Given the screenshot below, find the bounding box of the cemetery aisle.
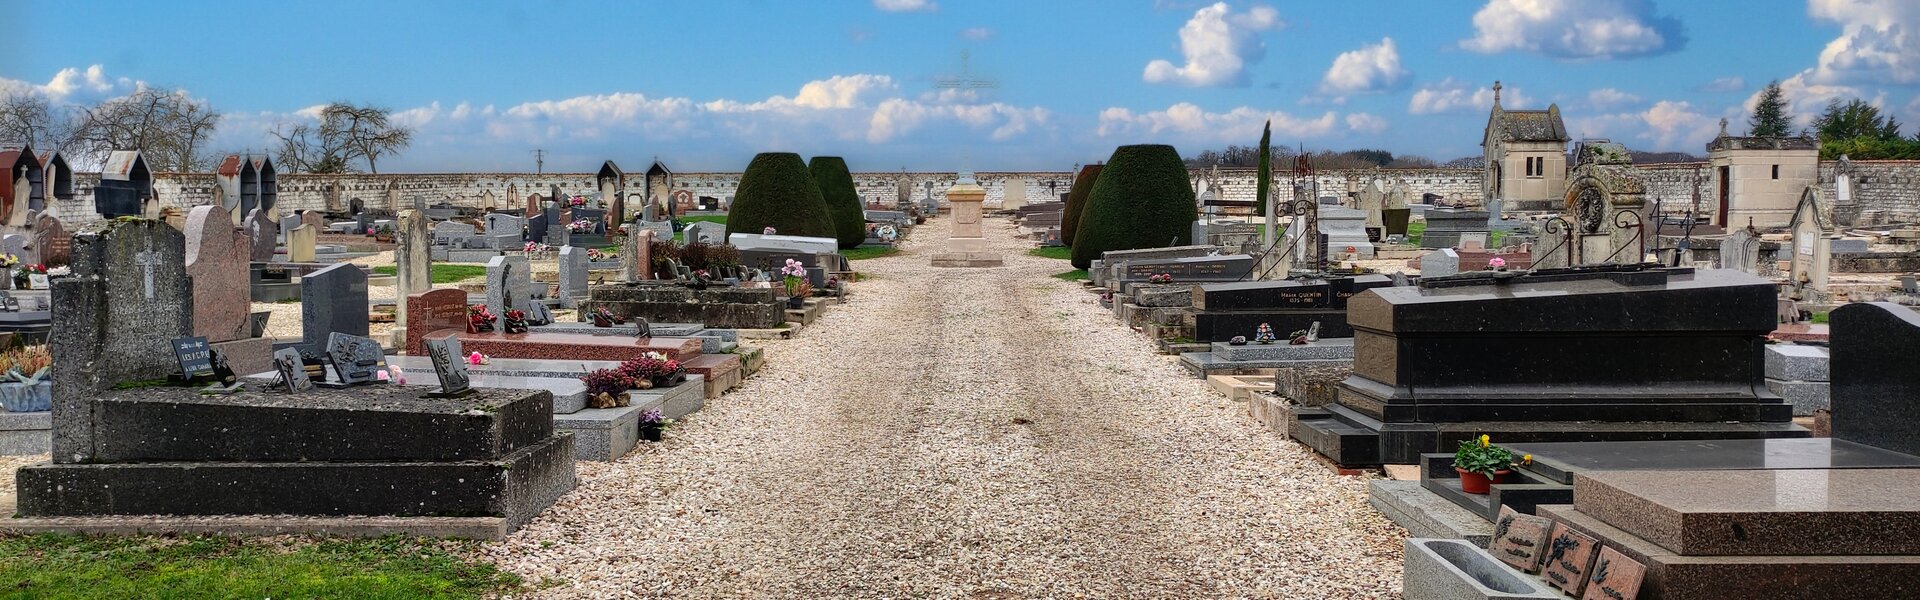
[487,218,1404,598]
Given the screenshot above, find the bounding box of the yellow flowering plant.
[1453,434,1514,475]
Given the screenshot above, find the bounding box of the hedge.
[1060,163,1103,248]
[1070,145,1196,270]
[725,152,836,239]
[808,156,868,249]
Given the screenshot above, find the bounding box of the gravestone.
[404,288,470,355]
[33,213,69,267]
[246,208,277,262]
[354,213,375,234]
[299,210,325,232]
[1489,505,1553,573]
[526,213,548,244]
[271,347,312,392]
[171,336,213,379]
[485,255,532,319]
[391,209,431,346]
[558,246,589,308]
[50,220,193,462]
[1419,249,1461,277]
[1319,206,1375,258]
[1532,166,1649,268]
[424,335,472,396]
[323,332,387,386]
[1831,302,1920,455]
[1356,180,1386,228]
[1421,209,1493,250]
[183,206,251,342]
[300,262,370,355]
[543,203,569,246]
[683,221,724,245]
[286,223,317,262]
[2,234,32,265]
[1787,186,1830,301]
[484,213,523,248]
[573,207,606,231]
[624,229,654,282]
[1721,228,1761,274]
[433,221,477,247]
[527,301,554,326]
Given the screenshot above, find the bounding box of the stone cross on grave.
[134,240,161,299]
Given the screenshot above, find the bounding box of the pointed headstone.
[624,229,655,282]
[484,255,532,319]
[246,208,277,262]
[184,206,251,342]
[33,212,70,267]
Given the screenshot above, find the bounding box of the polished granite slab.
[1574,468,1920,556]
[1506,438,1920,485]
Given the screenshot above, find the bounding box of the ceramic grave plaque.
[324,332,388,386]
[1543,522,1601,597]
[171,336,214,379]
[1580,546,1646,600]
[272,348,312,392]
[633,316,651,338]
[423,335,472,396]
[1490,505,1554,573]
[527,301,554,326]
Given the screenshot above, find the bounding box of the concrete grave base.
[1401,538,1559,599]
[554,404,642,461]
[0,411,49,455]
[1371,481,1496,546]
[930,251,1004,267]
[0,496,516,540]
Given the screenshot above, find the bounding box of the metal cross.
[934,50,1000,91]
[133,240,161,300]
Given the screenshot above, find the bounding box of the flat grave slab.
[554,404,642,461]
[1574,468,1920,556]
[1506,438,1920,486]
[1210,338,1355,362]
[436,330,702,362]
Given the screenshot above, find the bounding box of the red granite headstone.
[405,288,470,355]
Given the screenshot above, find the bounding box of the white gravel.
[482,217,1406,598]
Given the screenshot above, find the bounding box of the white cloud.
[1318,37,1409,100]
[1,64,142,105]
[1345,113,1389,133]
[1808,0,1920,84]
[1696,76,1746,93]
[960,27,993,41]
[1407,78,1530,115]
[1750,72,1863,130]
[1568,100,1731,152]
[1587,88,1642,110]
[1461,0,1686,59]
[873,0,935,12]
[1143,2,1284,87]
[1096,103,1342,144]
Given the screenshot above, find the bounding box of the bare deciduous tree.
[0,92,66,148]
[273,102,412,173]
[64,87,221,171]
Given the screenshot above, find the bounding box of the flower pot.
[640,424,663,442]
[0,381,45,412]
[592,313,613,327]
[504,319,528,334]
[1456,468,1513,495]
[787,296,805,309]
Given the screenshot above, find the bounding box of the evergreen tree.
[807,156,868,249]
[1748,80,1792,137]
[1069,145,1197,270]
[1255,120,1271,217]
[1812,98,1903,142]
[725,152,836,239]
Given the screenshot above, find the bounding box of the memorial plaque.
[34,213,70,267]
[1489,505,1554,573]
[324,332,388,386]
[1543,522,1601,597]
[527,301,554,326]
[1580,546,1646,600]
[423,335,472,396]
[272,348,312,392]
[171,336,214,379]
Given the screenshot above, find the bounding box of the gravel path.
[485,217,1406,599]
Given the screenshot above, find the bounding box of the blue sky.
[3,0,1914,172]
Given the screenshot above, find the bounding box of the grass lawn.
[1052,270,1089,281]
[1404,220,1426,247]
[843,246,900,260]
[1027,247,1072,260]
[0,535,522,599]
[371,264,488,284]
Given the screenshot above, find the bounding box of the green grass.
[371,264,488,284]
[1027,246,1072,260]
[0,534,522,599]
[1811,311,1830,324]
[842,246,900,261]
[1404,220,1426,247]
[1052,269,1089,281]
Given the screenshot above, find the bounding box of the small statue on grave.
[467,304,497,333]
[503,309,529,334]
[1254,323,1277,345]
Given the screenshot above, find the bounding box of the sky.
[0,0,1913,172]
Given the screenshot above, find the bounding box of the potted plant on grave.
[1253,323,1277,345]
[619,352,685,389]
[566,219,595,234]
[0,254,18,290]
[569,195,588,208]
[14,264,45,290]
[503,309,529,334]
[1453,434,1515,494]
[374,224,395,243]
[639,408,672,442]
[580,367,635,409]
[467,304,497,333]
[779,259,807,309]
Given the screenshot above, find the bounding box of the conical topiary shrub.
[1070,145,1196,270]
[1060,163,1103,248]
[725,152,836,240]
[808,156,868,249]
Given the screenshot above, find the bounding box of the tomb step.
[1574,469,1920,556]
[554,405,641,461]
[80,385,553,463]
[16,433,577,534]
[1367,480,1494,547]
[1210,338,1354,362]
[1178,351,1351,378]
[443,330,703,362]
[1537,504,1920,600]
[628,375,706,420]
[1287,409,1382,467]
[1503,438,1920,487]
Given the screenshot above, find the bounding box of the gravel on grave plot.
[0,453,45,497]
[481,217,1406,599]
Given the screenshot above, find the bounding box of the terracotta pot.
[1456,468,1513,494]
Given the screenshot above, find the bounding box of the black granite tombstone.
[1289,265,1806,465]
[299,263,369,355]
[1831,302,1920,456]
[1188,275,1393,341]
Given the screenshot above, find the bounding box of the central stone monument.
[1288,264,1807,466]
[931,171,1003,268]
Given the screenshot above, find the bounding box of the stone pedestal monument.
[931,172,1002,268]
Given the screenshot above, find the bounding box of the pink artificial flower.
[1489,257,1507,268]
[763,227,777,235]
[468,351,489,365]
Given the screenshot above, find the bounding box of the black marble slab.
[1507,438,1920,486]
[1193,275,1393,311]
[1832,302,1920,456]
